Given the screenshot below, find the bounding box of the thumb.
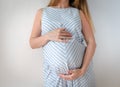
[68,70,73,74]
[60,28,65,31]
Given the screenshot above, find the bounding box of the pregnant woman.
[29,0,96,87]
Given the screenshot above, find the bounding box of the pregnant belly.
[42,38,86,74]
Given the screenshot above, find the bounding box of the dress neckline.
[48,6,72,10]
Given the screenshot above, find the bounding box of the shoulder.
[36,8,44,15]
[78,10,87,21]
[72,7,85,16]
[36,7,49,15]
[79,10,85,17]
[34,8,45,20]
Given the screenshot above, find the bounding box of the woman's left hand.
[59,68,87,80]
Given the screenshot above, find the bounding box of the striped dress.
[41,6,96,87]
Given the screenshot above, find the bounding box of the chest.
[41,8,82,35]
[44,9,81,25]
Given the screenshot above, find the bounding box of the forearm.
[81,41,96,70]
[29,34,49,49]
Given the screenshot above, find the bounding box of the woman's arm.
[59,10,97,81]
[29,8,50,49]
[80,10,97,71]
[29,8,73,49]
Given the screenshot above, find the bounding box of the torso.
[41,6,87,74]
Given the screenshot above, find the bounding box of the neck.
[57,0,69,8]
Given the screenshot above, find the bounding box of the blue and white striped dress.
[41,6,96,87]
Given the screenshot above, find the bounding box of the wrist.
[43,34,50,41]
[81,66,87,72]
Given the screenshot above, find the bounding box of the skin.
[29,0,96,81]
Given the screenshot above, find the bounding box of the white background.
[0,0,120,87]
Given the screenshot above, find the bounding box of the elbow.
[29,42,35,49]
[91,40,96,49]
[29,38,43,49]
[30,44,36,49]
[94,42,97,49]
[93,40,97,49]
[29,39,36,49]
[88,39,97,49]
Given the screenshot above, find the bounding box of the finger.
[57,28,65,33]
[59,74,72,80]
[67,70,72,74]
[58,39,64,42]
[61,31,72,35]
[59,36,72,39]
[60,33,72,36]
[58,38,68,43]
[58,36,72,43]
[60,30,69,33]
[60,32,72,35]
[59,28,65,32]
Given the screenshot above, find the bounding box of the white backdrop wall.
[0,0,120,87]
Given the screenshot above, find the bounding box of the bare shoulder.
[37,8,44,13]
[34,8,44,20]
[79,10,85,18]
[35,8,43,20]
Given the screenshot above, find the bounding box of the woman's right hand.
[45,28,72,43]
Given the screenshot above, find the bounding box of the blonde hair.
[48,0,95,32]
